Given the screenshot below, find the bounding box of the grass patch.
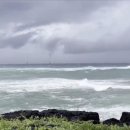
[0,117,129,130]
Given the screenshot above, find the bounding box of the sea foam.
[0,65,130,72]
[0,78,129,93]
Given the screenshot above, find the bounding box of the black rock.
[103,118,120,125]
[2,110,39,120]
[2,109,100,123]
[120,112,130,123]
[120,112,130,125]
[78,112,100,124]
[39,109,100,123]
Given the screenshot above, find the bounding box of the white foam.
[0,78,130,93]
[0,65,130,72]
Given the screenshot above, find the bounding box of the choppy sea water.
[0,63,130,120]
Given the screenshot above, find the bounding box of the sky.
[0,0,130,64]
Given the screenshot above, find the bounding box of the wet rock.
[103,118,120,125]
[78,112,100,124]
[2,110,39,120]
[120,112,130,125]
[39,109,100,123]
[2,109,100,123]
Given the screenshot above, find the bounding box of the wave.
[0,66,130,72]
[0,78,130,93]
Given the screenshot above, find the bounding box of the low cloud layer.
[0,0,130,63]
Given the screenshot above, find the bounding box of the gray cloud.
[0,0,113,26]
[0,0,130,63]
[0,33,32,48]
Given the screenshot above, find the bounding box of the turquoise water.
[0,63,130,120]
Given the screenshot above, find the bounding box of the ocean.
[0,63,130,120]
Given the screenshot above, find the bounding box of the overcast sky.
[0,0,130,64]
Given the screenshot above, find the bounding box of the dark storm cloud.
[0,0,114,49]
[0,33,33,48]
[0,2,31,24]
[0,0,130,63]
[0,0,113,25]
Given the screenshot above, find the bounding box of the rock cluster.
[2,109,130,126]
[2,109,99,124]
[103,112,130,126]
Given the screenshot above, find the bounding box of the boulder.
[103,118,120,125]
[120,112,130,124]
[39,109,100,123]
[2,110,39,120]
[78,112,100,124]
[2,109,100,123]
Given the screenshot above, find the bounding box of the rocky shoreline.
[1,109,130,126]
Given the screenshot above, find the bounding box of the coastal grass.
[0,117,129,130]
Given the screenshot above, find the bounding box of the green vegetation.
[0,117,129,130]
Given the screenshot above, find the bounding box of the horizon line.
[0,63,130,65]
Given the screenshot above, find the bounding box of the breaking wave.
[0,66,130,72]
[0,78,130,93]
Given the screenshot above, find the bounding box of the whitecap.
[0,78,130,93]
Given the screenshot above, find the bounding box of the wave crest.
[0,66,130,72]
[0,78,130,93]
